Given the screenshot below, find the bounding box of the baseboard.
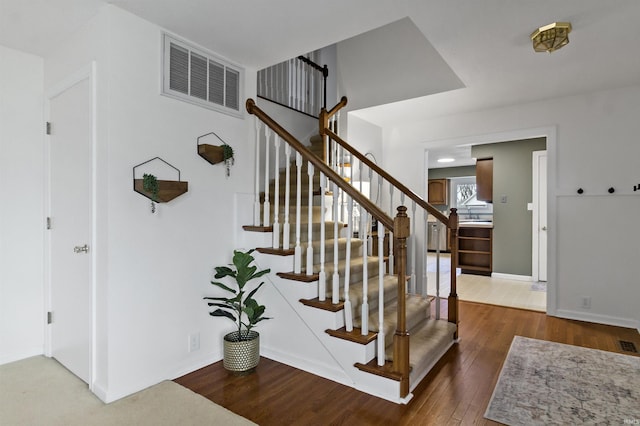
[491,272,532,281]
[0,348,44,366]
[91,381,109,402]
[555,309,639,330]
[261,345,353,388]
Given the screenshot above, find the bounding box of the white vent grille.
[163,34,244,117]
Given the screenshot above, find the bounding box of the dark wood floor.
[175,301,640,425]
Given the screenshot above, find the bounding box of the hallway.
[425,253,546,312]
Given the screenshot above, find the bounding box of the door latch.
[74,244,90,254]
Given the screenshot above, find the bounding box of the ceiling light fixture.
[437,158,455,163]
[531,22,572,53]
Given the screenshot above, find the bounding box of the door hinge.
[46,122,51,135]
[47,311,53,324]
[46,217,51,230]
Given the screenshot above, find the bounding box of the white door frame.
[44,62,97,390]
[422,126,557,315]
[532,150,547,282]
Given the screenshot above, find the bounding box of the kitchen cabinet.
[428,179,448,205]
[457,226,492,275]
[476,158,493,203]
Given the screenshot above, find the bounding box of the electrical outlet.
[581,296,591,309]
[189,332,200,352]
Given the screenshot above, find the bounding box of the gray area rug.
[485,336,640,425]
[0,356,256,426]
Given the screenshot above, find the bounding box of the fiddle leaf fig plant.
[204,249,271,341]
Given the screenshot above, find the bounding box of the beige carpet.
[0,356,256,426]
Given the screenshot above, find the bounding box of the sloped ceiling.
[336,18,463,112]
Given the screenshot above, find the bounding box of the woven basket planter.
[223,331,260,374]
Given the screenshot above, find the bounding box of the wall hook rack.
[132,157,188,208]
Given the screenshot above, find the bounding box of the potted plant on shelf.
[204,249,270,374]
[222,143,234,177]
[142,173,159,213]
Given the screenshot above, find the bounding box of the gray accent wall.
[472,138,546,276]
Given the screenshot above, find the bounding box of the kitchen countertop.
[458,221,493,228]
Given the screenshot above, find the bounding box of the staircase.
[241,98,459,403]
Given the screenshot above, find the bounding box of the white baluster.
[423,209,429,298]
[410,201,417,294]
[254,120,261,226]
[294,152,302,274]
[289,59,294,108]
[263,127,271,227]
[344,196,353,332]
[318,172,327,301]
[377,222,386,366]
[338,146,345,223]
[388,187,395,274]
[332,181,340,304]
[272,135,281,248]
[360,205,369,335]
[306,162,314,275]
[283,144,291,250]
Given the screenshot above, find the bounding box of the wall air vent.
[162,33,243,118]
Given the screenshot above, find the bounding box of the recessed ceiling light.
[437,157,455,163]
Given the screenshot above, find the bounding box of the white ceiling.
[2,0,640,132]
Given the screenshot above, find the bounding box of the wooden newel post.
[393,205,410,398]
[318,108,329,163]
[448,208,459,340]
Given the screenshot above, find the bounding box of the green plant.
[222,144,234,177]
[204,249,271,341]
[142,173,159,201]
[142,173,159,213]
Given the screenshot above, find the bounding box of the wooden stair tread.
[300,298,344,312]
[326,326,377,345]
[243,225,273,232]
[354,359,403,381]
[277,271,319,282]
[256,247,295,256]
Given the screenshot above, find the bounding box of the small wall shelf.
[133,179,188,202]
[196,131,233,167]
[197,144,225,165]
[132,157,188,204]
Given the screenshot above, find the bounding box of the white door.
[532,151,547,282]
[48,75,93,383]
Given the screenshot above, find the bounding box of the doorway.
[424,128,556,313]
[45,64,96,385]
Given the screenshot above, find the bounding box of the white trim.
[555,309,639,331]
[422,125,557,315]
[491,272,532,282]
[44,62,98,393]
[531,150,547,283]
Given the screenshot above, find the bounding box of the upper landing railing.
[257,51,328,118]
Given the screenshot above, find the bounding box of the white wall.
[0,46,45,364]
[383,84,640,330]
[42,5,258,402]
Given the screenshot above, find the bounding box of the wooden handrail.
[246,98,395,232]
[319,97,348,136]
[324,128,452,228]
